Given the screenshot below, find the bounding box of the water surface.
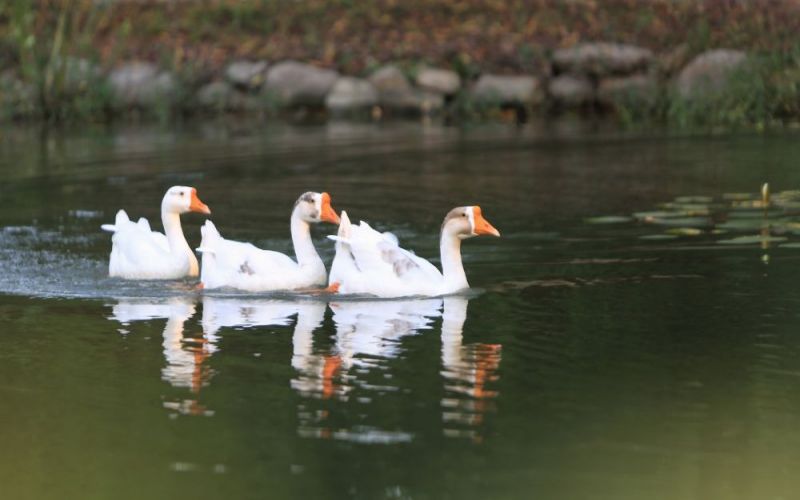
[2,122,800,499]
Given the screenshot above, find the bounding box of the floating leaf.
[585,216,632,224]
[731,200,769,209]
[675,195,713,204]
[717,235,787,245]
[666,227,702,236]
[659,202,711,214]
[717,219,772,231]
[639,234,679,240]
[773,200,800,212]
[651,216,712,228]
[633,210,684,221]
[723,193,755,201]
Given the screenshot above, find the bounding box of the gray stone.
[415,67,461,95]
[553,42,653,77]
[196,81,265,112]
[676,49,747,99]
[325,77,378,113]
[224,60,268,90]
[417,89,445,114]
[197,81,234,109]
[548,75,594,106]
[263,61,339,107]
[471,74,542,106]
[109,61,176,108]
[597,74,658,106]
[368,65,419,109]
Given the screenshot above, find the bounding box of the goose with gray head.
[328,206,500,298]
[197,191,340,291]
[101,186,211,280]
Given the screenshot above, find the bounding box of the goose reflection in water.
[109,298,215,416]
[294,298,442,442]
[440,297,502,443]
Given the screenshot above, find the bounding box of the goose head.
[294,191,340,225]
[442,206,500,239]
[162,186,211,215]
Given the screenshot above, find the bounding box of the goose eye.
[179,191,184,197]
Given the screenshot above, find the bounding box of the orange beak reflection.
[472,206,500,237]
[189,188,211,215]
[320,192,340,225]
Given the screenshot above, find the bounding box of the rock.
[553,42,653,77]
[417,90,445,114]
[196,81,234,109]
[368,65,419,109]
[224,60,268,90]
[415,67,461,95]
[597,74,658,107]
[109,61,176,108]
[658,43,691,78]
[325,77,378,113]
[471,74,542,106]
[263,61,338,107]
[197,81,264,112]
[548,75,594,106]
[676,49,747,99]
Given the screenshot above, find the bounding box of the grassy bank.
[1,0,800,128]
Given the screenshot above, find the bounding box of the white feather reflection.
[201,296,329,395]
[109,297,215,416]
[201,297,312,335]
[294,298,442,443]
[331,298,442,371]
[440,296,502,442]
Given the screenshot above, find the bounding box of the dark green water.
[2,121,800,500]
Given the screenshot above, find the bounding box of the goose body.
[198,192,340,292]
[101,186,210,280]
[328,206,499,298]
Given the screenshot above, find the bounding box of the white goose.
[197,191,340,291]
[101,186,211,280]
[328,206,500,298]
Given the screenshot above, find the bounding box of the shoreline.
[2,1,799,128]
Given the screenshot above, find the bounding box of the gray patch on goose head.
[441,207,470,232]
[294,191,320,220]
[294,192,316,207]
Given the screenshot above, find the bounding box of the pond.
[2,120,800,499]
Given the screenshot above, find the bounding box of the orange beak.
[472,206,500,236]
[189,188,211,215]
[320,192,340,225]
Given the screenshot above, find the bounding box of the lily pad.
[632,211,684,220]
[723,192,755,201]
[717,235,788,245]
[666,228,703,236]
[651,216,712,228]
[675,195,713,204]
[639,234,679,241]
[717,219,772,231]
[585,216,632,224]
[727,209,779,219]
[659,202,711,214]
